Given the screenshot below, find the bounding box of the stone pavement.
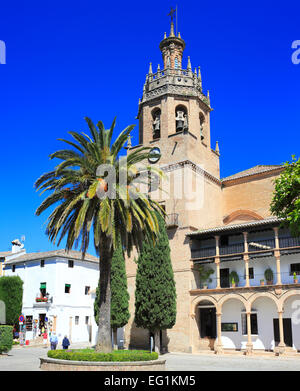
[1,346,300,371]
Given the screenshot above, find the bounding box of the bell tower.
[135,20,220,180]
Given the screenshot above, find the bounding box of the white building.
[3,247,102,346]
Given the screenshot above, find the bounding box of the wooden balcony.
[191,236,300,260]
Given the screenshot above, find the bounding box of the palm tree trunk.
[95,233,113,353]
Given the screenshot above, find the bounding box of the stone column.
[273,227,282,285]
[276,311,286,355]
[214,311,223,354]
[243,232,250,287]
[245,311,253,355]
[215,236,220,289]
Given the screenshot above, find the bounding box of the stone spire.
[198,66,202,89]
[148,62,153,75]
[207,90,210,105]
[169,21,175,37]
[187,56,192,70]
[215,141,220,155]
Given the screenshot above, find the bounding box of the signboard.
[19,315,24,323]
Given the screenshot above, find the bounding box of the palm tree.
[35,117,164,352]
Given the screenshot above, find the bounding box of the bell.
[176,120,184,131]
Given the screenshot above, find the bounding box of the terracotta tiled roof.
[4,249,98,265]
[222,165,283,182]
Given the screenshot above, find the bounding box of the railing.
[191,247,216,259]
[191,236,300,260]
[219,243,244,255]
[149,68,193,81]
[191,271,300,291]
[279,236,300,248]
[248,239,275,252]
[166,213,179,228]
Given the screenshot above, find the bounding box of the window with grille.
[241,313,258,335]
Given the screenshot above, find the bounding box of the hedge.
[47,349,159,362]
[0,276,23,325]
[0,325,13,354]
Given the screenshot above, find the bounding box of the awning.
[40,283,46,289]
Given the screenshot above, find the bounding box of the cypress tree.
[134,212,176,353]
[94,243,130,349]
[0,276,23,326]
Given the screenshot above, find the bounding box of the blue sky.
[0,0,299,255]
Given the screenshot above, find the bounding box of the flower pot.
[260,281,265,286]
[294,279,298,284]
[267,280,273,285]
[231,283,236,288]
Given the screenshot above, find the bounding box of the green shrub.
[0,276,23,325]
[229,271,239,285]
[0,325,13,354]
[264,268,274,282]
[47,349,159,362]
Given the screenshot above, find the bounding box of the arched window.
[174,57,179,69]
[152,108,161,140]
[199,113,205,140]
[166,56,171,68]
[175,105,188,132]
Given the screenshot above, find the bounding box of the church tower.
[135,19,220,180]
[131,18,223,231]
[125,16,224,353]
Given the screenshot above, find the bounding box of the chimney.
[11,239,23,254]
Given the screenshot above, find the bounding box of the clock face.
[148,147,161,164]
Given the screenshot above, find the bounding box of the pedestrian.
[62,335,70,350]
[42,330,48,347]
[50,332,58,350]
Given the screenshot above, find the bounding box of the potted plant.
[229,271,239,288]
[194,265,214,289]
[260,279,265,286]
[264,268,274,285]
[294,272,298,284]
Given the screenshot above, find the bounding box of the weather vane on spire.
[167,6,178,35]
[168,7,176,22]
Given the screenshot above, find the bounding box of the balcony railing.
[248,239,275,252]
[219,243,244,255]
[279,236,300,248]
[191,247,216,259]
[166,213,179,228]
[191,236,300,260]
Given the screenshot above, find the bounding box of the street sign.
[19,315,24,322]
[45,317,48,322]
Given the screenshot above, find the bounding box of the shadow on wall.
[128,322,171,353]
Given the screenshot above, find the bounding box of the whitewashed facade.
[3,249,105,346]
[190,220,300,354]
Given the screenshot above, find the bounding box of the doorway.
[273,318,293,347]
[220,268,230,288]
[39,314,46,336]
[200,307,216,338]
